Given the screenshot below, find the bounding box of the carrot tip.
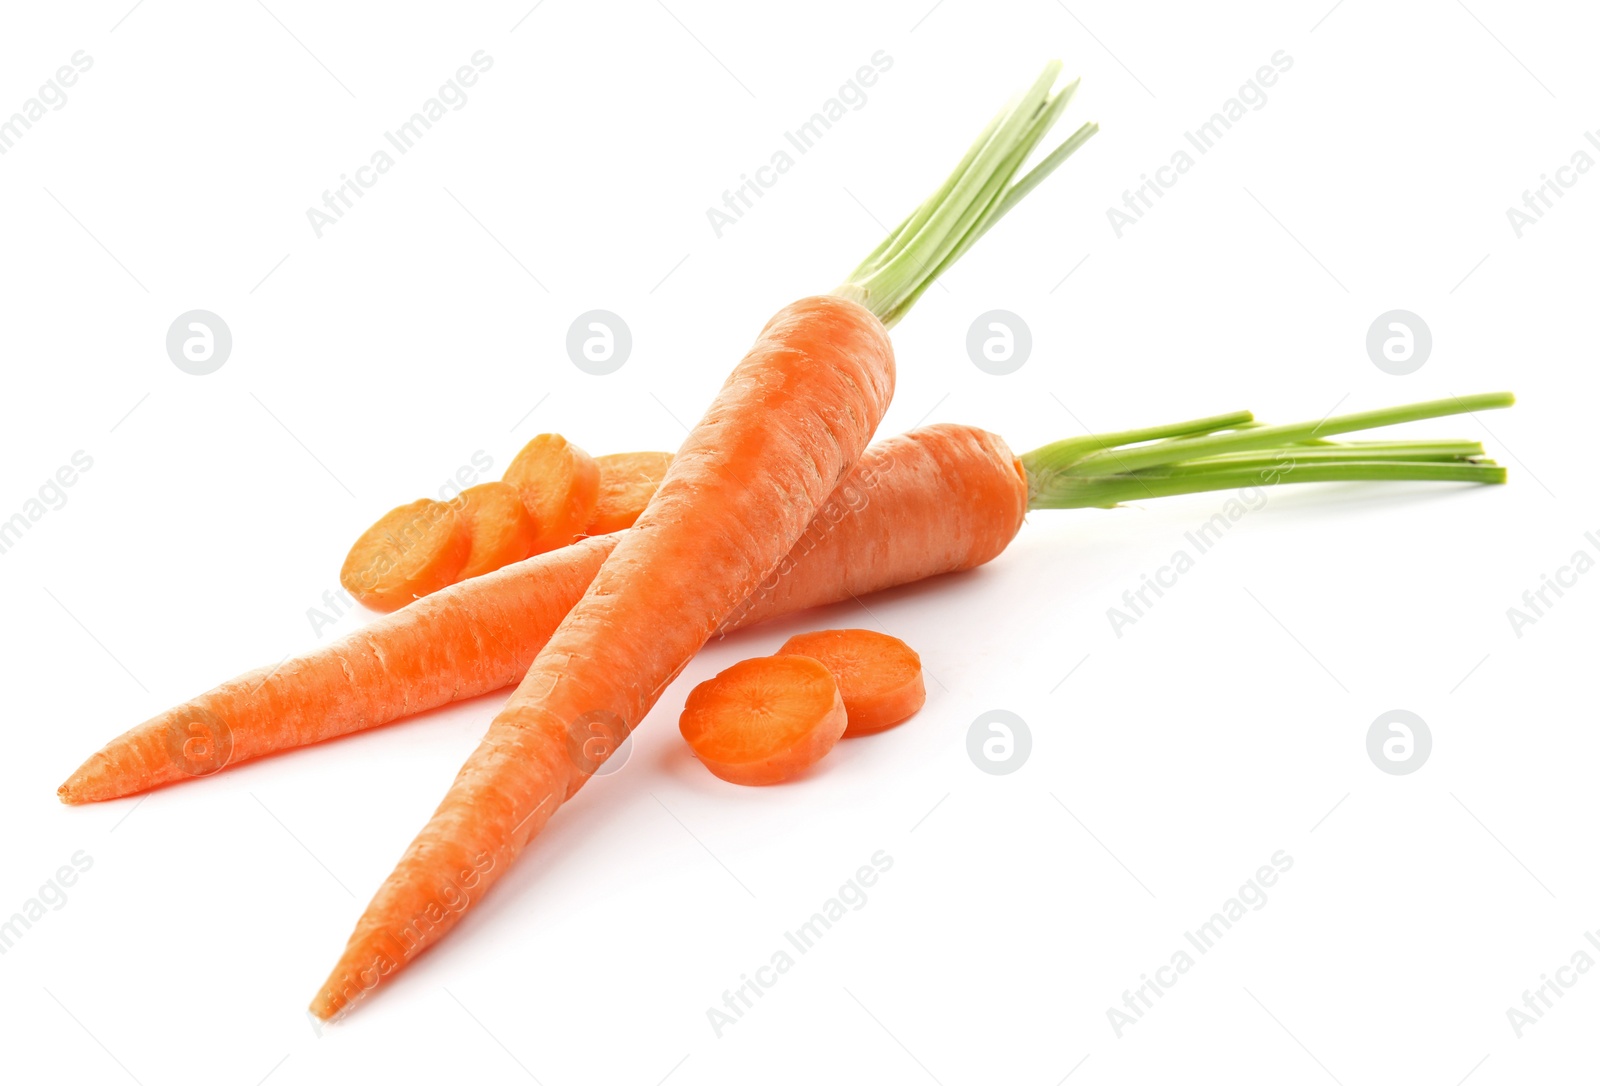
[56,771,96,804]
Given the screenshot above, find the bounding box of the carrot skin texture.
[720,423,1027,633]
[311,296,897,1019]
[58,424,1026,805]
[59,536,617,804]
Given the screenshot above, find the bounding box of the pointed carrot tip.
[309,987,354,1024]
[56,764,106,804]
[54,751,129,805]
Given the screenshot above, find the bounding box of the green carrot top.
[1022,392,1516,508]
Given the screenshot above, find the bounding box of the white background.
[1,1,1595,1082]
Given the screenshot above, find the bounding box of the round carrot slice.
[778,629,925,737]
[587,451,673,535]
[339,498,472,612]
[455,481,540,581]
[503,434,601,553]
[679,655,847,786]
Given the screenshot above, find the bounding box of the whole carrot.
[61,395,1510,805]
[310,63,1098,1019]
[58,424,1026,804]
[311,398,1511,1017]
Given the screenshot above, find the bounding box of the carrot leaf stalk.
[833,61,1097,327]
[1022,392,1515,509]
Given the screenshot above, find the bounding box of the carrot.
[455,481,539,581]
[59,425,1023,804]
[503,434,599,553]
[61,535,618,805]
[679,655,847,784]
[339,498,472,613]
[312,294,895,1018]
[587,451,673,535]
[61,394,1511,805]
[310,63,1099,1020]
[778,629,925,737]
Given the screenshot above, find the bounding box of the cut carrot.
[587,451,673,535]
[311,292,895,1020]
[41,55,1523,1033]
[679,655,847,785]
[502,434,600,553]
[59,424,1026,804]
[339,498,471,613]
[778,629,925,737]
[455,481,539,581]
[63,396,1511,806]
[309,58,1100,1018]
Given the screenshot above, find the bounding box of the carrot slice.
[339,498,471,612]
[502,434,600,553]
[455,481,539,581]
[778,629,925,737]
[679,655,847,785]
[587,451,673,534]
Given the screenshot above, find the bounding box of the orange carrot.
[503,434,599,553]
[61,393,1510,806]
[59,424,1025,805]
[455,481,539,581]
[587,451,673,535]
[311,61,1099,1018]
[311,293,894,1018]
[339,498,471,613]
[778,629,925,737]
[679,655,847,785]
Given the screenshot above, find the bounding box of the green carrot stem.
[1022,410,1254,476]
[1032,461,1508,509]
[1021,393,1514,509]
[991,119,1100,225]
[1184,441,1487,467]
[834,62,1096,326]
[1064,392,1514,477]
[878,119,1098,327]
